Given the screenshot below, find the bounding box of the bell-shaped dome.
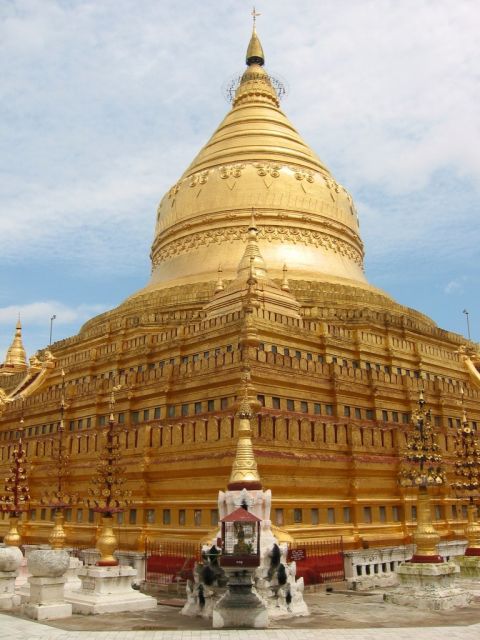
[146,27,372,295]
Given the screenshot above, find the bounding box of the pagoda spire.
[246,8,264,66]
[237,215,268,280]
[214,265,225,293]
[3,317,27,372]
[234,16,278,108]
[228,380,262,491]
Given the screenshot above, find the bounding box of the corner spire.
[281,264,290,292]
[237,218,267,279]
[214,265,225,293]
[3,317,28,372]
[228,378,262,491]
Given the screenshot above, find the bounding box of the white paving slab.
[1,616,480,640]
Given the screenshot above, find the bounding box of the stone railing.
[344,540,467,590]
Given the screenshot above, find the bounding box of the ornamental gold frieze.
[152,223,363,267]
[151,207,363,261]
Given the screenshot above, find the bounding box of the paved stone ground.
[2,590,480,640]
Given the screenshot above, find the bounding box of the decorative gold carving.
[323,176,340,192]
[342,186,358,217]
[413,486,440,556]
[0,388,8,413]
[4,515,21,547]
[220,164,245,179]
[156,162,356,222]
[189,170,209,187]
[459,348,480,389]
[254,163,281,178]
[0,351,55,418]
[168,183,179,199]
[152,225,363,266]
[49,511,67,549]
[290,167,314,183]
[96,515,118,565]
[465,504,480,549]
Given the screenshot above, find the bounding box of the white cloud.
[0,300,108,362]
[0,301,106,326]
[0,0,479,337]
[444,279,465,295]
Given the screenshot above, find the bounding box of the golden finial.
[281,264,290,292]
[252,6,261,29]
[215,265,225,293]
[246,9,265,66]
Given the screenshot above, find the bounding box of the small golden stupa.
[1,319,28,374]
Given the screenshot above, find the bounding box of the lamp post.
[463,309,471,340]
[49,314,57,347]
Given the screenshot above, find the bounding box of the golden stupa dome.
[144,27,378,296]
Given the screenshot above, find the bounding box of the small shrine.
[220,507,261,567]
[213,507,266,628]
[182,372,308,627]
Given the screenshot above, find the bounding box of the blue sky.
[1,0,479,359]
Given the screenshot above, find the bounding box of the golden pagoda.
[1,21,480,551]
[1,319,28,375]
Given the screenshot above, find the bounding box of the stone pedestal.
[64,556,83,591]
[20,555,83,601]
[385,561,472,610]
[115,551,145,586]
[212,568,268,629]
[23,548,72,620]
[457,555,480,580]
[67,565,157,614]
[0,546,23,610]
[0,569,21,610]
[24,575,72,620]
